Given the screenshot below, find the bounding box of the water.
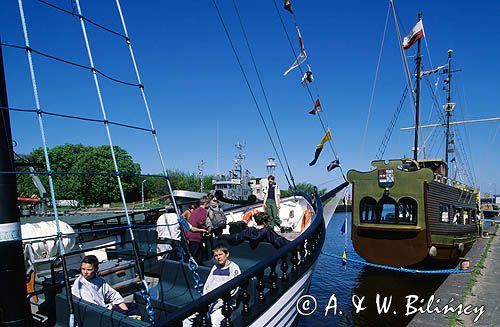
[298,213,447,327]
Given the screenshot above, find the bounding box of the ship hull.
[348,159,479,267]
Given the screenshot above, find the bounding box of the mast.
[445,49,453,178]
[413,13,422,161]
[0,42,30,326]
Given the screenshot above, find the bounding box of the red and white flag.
[308,99,322,115]
[284,26,307,76]
[403,20,425,50]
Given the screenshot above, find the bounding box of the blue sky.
[1,0,499,195]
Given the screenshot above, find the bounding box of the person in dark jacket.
[218,212,289,249]
[185,196,209,262]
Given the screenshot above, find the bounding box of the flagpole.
[413,13,422,161]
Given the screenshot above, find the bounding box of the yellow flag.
[317,129,332,150]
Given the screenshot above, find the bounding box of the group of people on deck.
[156,175,285,262]
[71,175,286,325]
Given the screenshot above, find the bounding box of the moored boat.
[0,1,348,326]
[347,7,482,268]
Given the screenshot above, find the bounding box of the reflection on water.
[298,213,447,327]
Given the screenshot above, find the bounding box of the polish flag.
[403,20,425,50]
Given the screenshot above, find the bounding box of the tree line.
[16,144,214,206]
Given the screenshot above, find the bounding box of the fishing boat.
[347,9,481,267]
[0,1,347,326]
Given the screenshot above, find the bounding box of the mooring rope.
[321,250,471,275]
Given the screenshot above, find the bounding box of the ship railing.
[157,192,325,326]
[72,208,161,243]
[433,173,477,192]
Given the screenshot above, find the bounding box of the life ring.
[300,209,312,232]
[242,208,261,225]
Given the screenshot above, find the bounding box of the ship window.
[463,209,470,224]
[398,197,417,225]
[378,198,396,223]
[360,197,377,222]
[439,203,450,223]
[452,207,462,224]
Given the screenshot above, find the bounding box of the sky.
[1,0,499,196]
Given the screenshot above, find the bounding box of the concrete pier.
[409,223,498,327]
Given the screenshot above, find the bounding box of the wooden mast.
[413,13,422,161]
[445,49,453,178]
[0,41,30,326]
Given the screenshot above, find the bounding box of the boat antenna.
[0,40,30,326]
[413,13,422,161]
[444,49,454,177]
[198,160,205,193]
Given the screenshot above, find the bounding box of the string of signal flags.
[282,0,339,172]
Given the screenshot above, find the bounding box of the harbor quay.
[409,222,499,327]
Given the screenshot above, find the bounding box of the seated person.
[184,245,241,326]
[219,212,289,249]
[72,255,138,316]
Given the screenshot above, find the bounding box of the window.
[463,209,470,224]
[452,207,462,224]
[398,197,417,225]
[470,210,476,224]
[360,197,377,222]
[378,197,396,224]
[439,203,450,223]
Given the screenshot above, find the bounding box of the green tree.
[16,144,141,205]
[281,182,326,197]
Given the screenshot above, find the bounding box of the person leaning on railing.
[218,212,289,249]
[183,245,241,326]
[71,255,140,317]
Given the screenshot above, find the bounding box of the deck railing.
[157,192,325,326]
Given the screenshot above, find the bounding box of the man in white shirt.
[156,210,207,261]
[71,255,128,311]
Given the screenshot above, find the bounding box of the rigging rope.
[375,86,409,159]
[0,43,139,87]
[271,0,346,181]
[210,0,294,190]
[16,0,75,325]
[114,0,201,301]
[230,0,297,190]
[0,104,152,132]
[363,3,391,154]
[38,0,128,39]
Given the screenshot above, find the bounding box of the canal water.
[298,212,447,327]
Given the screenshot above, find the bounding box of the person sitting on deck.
[71,255,138,316]
[157,208,207,261]
[183,245,241,327]
[219,212,289,249]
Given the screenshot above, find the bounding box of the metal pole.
[141,179,146,208]
[0,41,30,326]
[413,13,422,161]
